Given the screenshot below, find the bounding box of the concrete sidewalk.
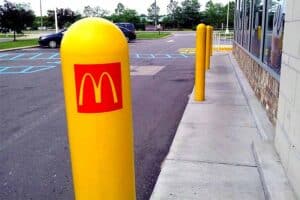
[150,53,296,199]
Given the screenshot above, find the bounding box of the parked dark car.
[115,22,135,32]
[38,30,65,48]
[117,26,136,41]
[116,23,136,41]
[38,23,135,48]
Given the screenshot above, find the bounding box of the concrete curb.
[252,140,297,200]
[0,45,39,52]
[228,53,275,141]
[228,52,297,200]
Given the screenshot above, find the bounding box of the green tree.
[167,0,179,27]
[202,0,234,29]
[173,7,184,28]
[109,4,140,26]
[83,5,109,17]
[227,1,235,28]
[111,8,140,24]
[0,0,35,40]
[147,2,160,24]
[167,0,179,17]
[180,0,201,28]
[32,16,48,30]
[115,3,125,15]
[203,1,223,27]
[47,8,81,29]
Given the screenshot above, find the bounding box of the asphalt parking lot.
[0,50,192,75]
[0,32,195,200]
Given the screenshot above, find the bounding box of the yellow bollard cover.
[194,23,206,101]
[60,17,136,200]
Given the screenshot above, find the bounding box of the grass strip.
[136,32,171,39]
[0,39,38,50]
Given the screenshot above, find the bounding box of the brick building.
[233,0,300,197]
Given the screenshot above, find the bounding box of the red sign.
[74,63,123,113]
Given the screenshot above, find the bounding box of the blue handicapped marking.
[47,61,61,64]
[0,66,57,74]
[0,52,192,75]
[0,52,60,61]
[0,52,192,61]
[47,53,60,59]
[29,53,43,59]
[9,53,26,60]
[134,54,155,58]
[131,53,192,59]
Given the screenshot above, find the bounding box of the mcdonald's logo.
[74,63,123,113]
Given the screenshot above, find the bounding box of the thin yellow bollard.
[210,26,213,56]
[205,26,212,70]
[194,23,206,102]
[60,17,136,200]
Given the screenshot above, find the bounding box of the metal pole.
[40,0,43,28]
[54,7,58,33]
[205,26,212,70]
[225,0,230,34]
[218,32,221,51]
[154,0,157,29]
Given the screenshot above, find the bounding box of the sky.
[0,0,229,16]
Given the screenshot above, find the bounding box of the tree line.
[0,0,234,39]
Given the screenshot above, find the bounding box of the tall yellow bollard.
[60,17,136,200]
[194,24,206,101]
[205,26,212,70]
[210,26,213,56]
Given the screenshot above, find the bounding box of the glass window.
[235,0,244,44]
[250,0,263,57]
[237,0,244,44]
[234,0,240,41]
[263,0,285,74]
[243,0,251,48]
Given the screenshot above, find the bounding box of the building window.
[235,0,240,41]
[250,0,263,57]
[263,0,285,74]
[243,0,251,48]
[237,0,244,44]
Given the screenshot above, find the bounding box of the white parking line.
[130,66,165,76]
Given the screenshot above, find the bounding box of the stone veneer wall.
[232,43,279,125]
[274,0,300,197]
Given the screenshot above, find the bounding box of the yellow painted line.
[213,45,233,51]
[178,45,232,54]
[178,48,195,55]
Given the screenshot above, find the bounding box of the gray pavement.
[1,32,294,200]
[151,53,267,199]
[0,32,196,200]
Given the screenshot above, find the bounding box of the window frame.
[242,0,252,50]
[234,0,283,78]
[260,0,268,60]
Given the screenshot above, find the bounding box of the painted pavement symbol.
[0,52,193,61]
[0,66,57,74]
[178,48,195,55]
[130,66,165,76]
